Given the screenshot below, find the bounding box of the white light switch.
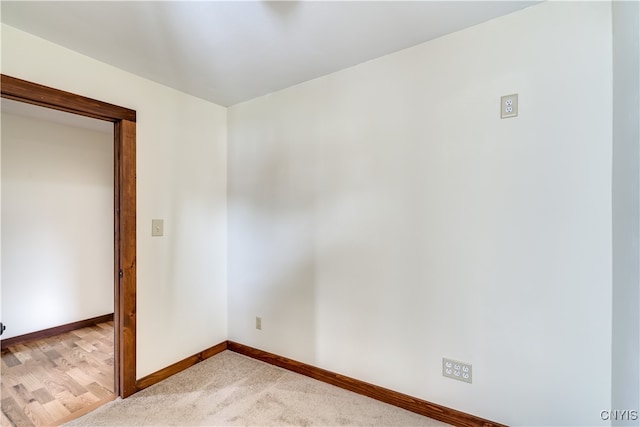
[152,219,164,237]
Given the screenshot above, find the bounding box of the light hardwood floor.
[1,322,115,426]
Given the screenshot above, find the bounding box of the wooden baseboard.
[0,313,114,350]
[43,332,501,427]
[227,341,504,427]
[136,341,228,391]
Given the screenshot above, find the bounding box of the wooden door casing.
[1,74,137,397]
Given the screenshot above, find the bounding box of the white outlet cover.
[501,93,518,119]
[443,357,472,384]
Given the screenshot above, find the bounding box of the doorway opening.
[1,98,118,424]
[0,75,137,405]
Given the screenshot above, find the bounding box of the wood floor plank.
[10,385,36,406]
[88,345,111,360]
[9,347,33,366]
[3,363,30,378]
[1,384,26,409]
[84,331,105,342]
[37,367,80,399]
[10,345,30,354]
[98,338,113,347]
[1,354,12,372]
[23,402,54,426]
[1,371,20,389]
[89,370,113,393]
[64,368,91,387]
[1,322,115,426]
[66,348,90,366]
[1,409,14,427]
[73,341,96,353]
[1,397,34,427]
[41,400,70,421]
[14,373,41,394]
[85,382,112,400]
[43,350,62,362]
[20,346,53,369]
[61,378,88,398]
[38,377,67,399]
[30,389,53,405]
[60,339,78,351]
[77,392,100,406]
[69,329,90,339]
[1,352,21,368]
[56,391,85,413]
[50,358,73,373]
[95,322,113,331]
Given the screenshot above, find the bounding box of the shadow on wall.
[228,134,318,360]
[226,104,436,369]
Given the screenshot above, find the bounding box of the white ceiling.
[1,1,537,107]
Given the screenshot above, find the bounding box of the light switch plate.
[152,219,164,237]
[501,93,518,119]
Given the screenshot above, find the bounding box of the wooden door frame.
[1,74,138,397]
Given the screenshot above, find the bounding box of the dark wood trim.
[0,314,114,350]
[113,122,122,397]
[117,119,137,398]
[1,75,136,122]
[136,342,228,391]
[227,342,504,427]
[1,74,137,400]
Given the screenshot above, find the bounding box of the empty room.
[1,1,638,426]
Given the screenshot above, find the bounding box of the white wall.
[1,111,113,339]
[0,24,227,378]
[1,3,626,425]
[612,0,640,423]
[227,2,613,426]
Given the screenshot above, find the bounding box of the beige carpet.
[64,351,449,426]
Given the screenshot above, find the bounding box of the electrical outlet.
[501,93,518,119]
[255,316,262,330]
[443,357,472,383]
